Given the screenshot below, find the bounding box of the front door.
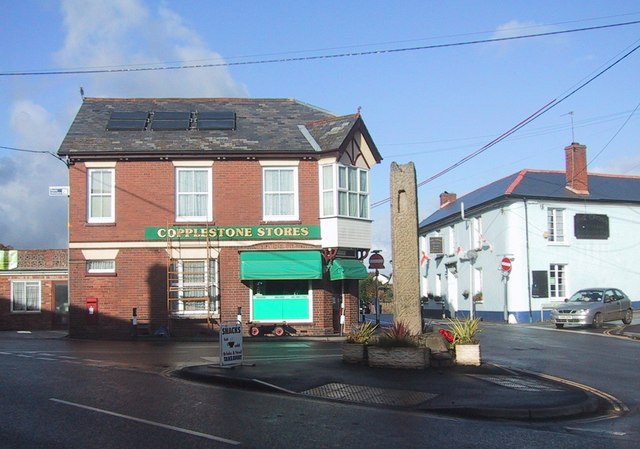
[53,282,69,328]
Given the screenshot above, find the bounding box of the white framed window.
[321,165,334,216]
[447,226,455,255]
[88,168,115,223]
[320,164,369,219]
[176,168,212,222]
[472,216,483,249]
[169,259,219,316]
[86,260,115,274]
[549,264,566,298]
[263,167,298,221]
[11,280,41,312]
[547,208,565,243]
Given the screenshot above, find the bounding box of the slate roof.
[419,169,640,230]
[57,98,381,162]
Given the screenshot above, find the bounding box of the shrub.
[345,321,378,345]
[448,317,481,345]
[375,321,418,348]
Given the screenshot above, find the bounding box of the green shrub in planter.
[448,317,481,346]
[345,321,378,345]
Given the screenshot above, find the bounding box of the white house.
[418,143,640,323]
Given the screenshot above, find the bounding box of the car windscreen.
[568,290,602,303]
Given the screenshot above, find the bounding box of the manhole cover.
[302,383,437,407]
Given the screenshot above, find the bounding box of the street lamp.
[368,251,385,325]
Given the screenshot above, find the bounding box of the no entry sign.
[501,257,512,273]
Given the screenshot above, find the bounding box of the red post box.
[86,297,98,324]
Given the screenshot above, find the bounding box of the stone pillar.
[390,162,422,335]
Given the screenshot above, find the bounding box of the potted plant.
[342,321,377,364]
[448,317,482,366]
[367,321,429,369]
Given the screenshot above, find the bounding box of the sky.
[1,1,639,268]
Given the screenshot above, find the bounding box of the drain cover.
[302,383,437,407]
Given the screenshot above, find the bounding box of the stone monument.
[390,162,422,335]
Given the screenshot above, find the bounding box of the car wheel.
[249,326,261,337]
[555,323,564,329]
[622,309,633,325]
[591,312,604,329]
[273,326,285,337]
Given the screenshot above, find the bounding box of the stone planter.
[342,343,367,364]
[367,346,430,369]
[455,344,481,366]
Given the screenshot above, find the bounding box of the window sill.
[86,273,117,277]
[86,222,116,227]
[260,220,302,225]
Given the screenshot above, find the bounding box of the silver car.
[551,288,634,329]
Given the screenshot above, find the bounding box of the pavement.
[175,347,607,421]
[4,320,639,421]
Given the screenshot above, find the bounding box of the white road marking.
[49,398,241,445]
[564,426,626,436]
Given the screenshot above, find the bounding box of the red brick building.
[57,98,382,338]
[0,249,68,331]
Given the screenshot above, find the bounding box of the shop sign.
[145,224,320,241]
[220,322,243,367]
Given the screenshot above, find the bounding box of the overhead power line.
[371,41,640,209]
[1,20,639,77]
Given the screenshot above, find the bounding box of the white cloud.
[55,0,248,98]
[489,20,558,55]
[0,100,68,249]
[591,154,640,176]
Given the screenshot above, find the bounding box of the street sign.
[501,257,512,272]
[368,253,385,270]
[49,186,69,197]
[219,322,243,367]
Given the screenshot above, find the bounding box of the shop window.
[176,167,212,222]
[11,280,41,312]
[251,279,311,322]
[320,164,369,219]
[88,168,115,223]
[263,167,299,221]
[253,279,309,297]
[86,260,115,274]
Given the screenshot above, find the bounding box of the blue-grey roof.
[57,98,382,162]
[420,170,640,230]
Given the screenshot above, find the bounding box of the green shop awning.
[329,258,369,281]
[240,250,323,280]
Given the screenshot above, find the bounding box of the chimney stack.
[439,191,457,208]
[564,143,589,195]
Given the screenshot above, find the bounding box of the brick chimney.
[564,143,589,195]
[439,191,457,208]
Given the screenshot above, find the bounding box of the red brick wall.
[69,159,320,241]
[0,275,67,330]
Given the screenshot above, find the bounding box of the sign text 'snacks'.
[144,225,321,241]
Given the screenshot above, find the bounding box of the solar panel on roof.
[150,119,190,130]
[109,111,149,120]
[153,111,191,120]
[106,119,147,131]
[198,111,235,120]
[198,119,235,130]
[196,111,235,130]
